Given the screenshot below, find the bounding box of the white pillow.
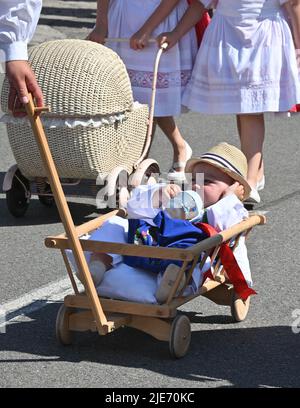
[97,263,158,304]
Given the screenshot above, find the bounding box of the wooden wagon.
[23,95,266,358]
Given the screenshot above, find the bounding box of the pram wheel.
[37,181,55,207]
[231,293,251,322]
[169,314,191,359]
[130,159,160,188]
[56,304,73,345]
[6,169,30,217]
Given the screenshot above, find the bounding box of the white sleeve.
[206,194,248,232]
[0,0,42,61]
[126,183,166,222]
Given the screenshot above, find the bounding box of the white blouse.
[0,0,42,61]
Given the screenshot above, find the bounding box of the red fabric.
[195,222,257,301]
[187,0,211,46]
[202,269,214,285]
[290,104,300,112]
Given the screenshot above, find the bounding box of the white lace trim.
[0,102,144,129]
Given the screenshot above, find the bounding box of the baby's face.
[192,162,233,207]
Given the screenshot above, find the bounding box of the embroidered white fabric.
[183,0,300,114]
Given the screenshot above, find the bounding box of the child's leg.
[236,115,265,185]
[87,215,128,286]
[78,253,113,287]
[89,253,113,270]
[156,116,191,172]
[155,263,186,303]
[236,114,265,189]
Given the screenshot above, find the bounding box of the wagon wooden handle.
[220,213,266,242]
[23,93,114,335]
[188,213,266,257]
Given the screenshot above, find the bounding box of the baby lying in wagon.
[68,143,255,304]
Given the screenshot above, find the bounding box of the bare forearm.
[173,1,205,40]
[95,0,110,27]
[285,0,300,48]
[141,0,180,35]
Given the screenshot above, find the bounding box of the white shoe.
[155,264,186,304]
[256,175,265,191]
[245,188,261,204]
[167,141,192,181]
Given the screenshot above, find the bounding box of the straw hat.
[185,143,251,200]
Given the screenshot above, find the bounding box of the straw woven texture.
[6,105,149,179]
[1,40,150,179]
[1,39,134,115]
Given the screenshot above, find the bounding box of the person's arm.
[157,0,206,49]
[6,61,43,109]
[127,184,163,221]
[130,0,180,50]
[151,183,182,208]
[283,0,300,48]
[0,0,43,108]
[86,0,109,44]
[126,183,182,221]
[206,194,248,232]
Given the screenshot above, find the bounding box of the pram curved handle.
[137,42,169,167]
[105,38,169,169]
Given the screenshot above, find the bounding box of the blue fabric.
[123,210,208,273]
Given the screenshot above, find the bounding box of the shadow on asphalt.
[38,18,95,29]
[0,303,299,388]
[0,197,107,227]
[0,172,111,226]
[41,7,96,19]
[39,2,96,29]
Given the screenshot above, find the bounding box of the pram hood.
[1,39,134,119]
[0,40,150,179]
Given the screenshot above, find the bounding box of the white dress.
[182,0,300,114]
[107,0,198,116]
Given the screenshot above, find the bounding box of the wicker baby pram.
[1,39,161,216]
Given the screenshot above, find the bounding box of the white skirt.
[183,1,300,114]
[107,0,198,116]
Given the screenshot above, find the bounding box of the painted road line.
[0,277,80,330]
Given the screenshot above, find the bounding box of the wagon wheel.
[6,169,31,217]
[36,179,55,207]
[106,166,130,209]
[231,292,251,322]
[169,314,191,359]
[56,304,73,345]
[130,159,160,189]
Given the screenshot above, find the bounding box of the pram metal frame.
[24,85,266,358]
